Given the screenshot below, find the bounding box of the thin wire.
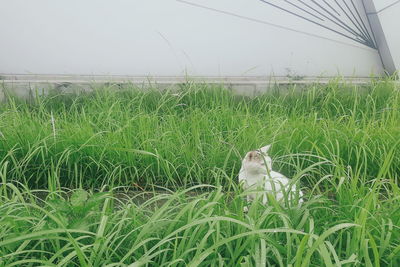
[283,0,325,21]
[350,0,375,46]
[323,0,341,16]
[376,0,400,14]
[334,0,370,44]
[307,0,368,42]
[258,0,375,48]
[258,0,370,47]
[175,0,376,51]
[341,0,374,45]
[339,0,369,41]
[361,0,382,67]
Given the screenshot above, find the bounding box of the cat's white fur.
[239,145,303,205]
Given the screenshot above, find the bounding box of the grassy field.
[0,79,400,266]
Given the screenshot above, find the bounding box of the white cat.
[239,145,303,205]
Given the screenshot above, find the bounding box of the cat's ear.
[259,145,271,154]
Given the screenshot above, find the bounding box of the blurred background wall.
[0,0,397,77]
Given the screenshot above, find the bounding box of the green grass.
[1,79,399,189]
[0,79,400,265]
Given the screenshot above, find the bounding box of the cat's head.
[241,145,272,174]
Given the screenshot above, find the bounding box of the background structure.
[0,0,398,78]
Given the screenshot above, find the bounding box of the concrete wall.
[375,3,400,71]
[362,0,400,74]
[0,75,378,102]
[0,0,394,77]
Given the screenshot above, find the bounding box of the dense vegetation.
[0,79,399,266]
[0,80,399,189]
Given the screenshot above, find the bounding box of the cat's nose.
[248,152,253,160]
